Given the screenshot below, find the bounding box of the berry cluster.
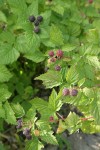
[62,88,78,96]
[48,49,63,71]
[29,15,43,34]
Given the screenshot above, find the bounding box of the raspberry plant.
[0,0,100,149]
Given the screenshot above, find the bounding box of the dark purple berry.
[34,27,40,34]
[62,88,70,96]
[56,50,63,58]
[16,124,22,129]
[48,50,54,57]
[16,119,23,129]
[23,128,30,136]
[37,16,43,22]
[26,135,32,140]
[55,65,61,71]
[70,89,78,96]
[29,15,35,22]
[34,20,40,26]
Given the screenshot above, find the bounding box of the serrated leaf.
[52,5,64,15]
[41,131,58,145]
[0,44,20,64]
[0,65,12,83]
[25,138,44,150]
[7,0,27,14]
[48,89,62,112]
[86,29,99,44]
[3,101,16,124]
[83,87,95,98]
[86,56,100,69]
[35,70,62,88]
[62,43,77,52]
[24,50,45,63]
[78,78,85,87]
[0,84,11,102]
[68,22,81,37]
[66,66,79,85]
[0,31,15,44]
[27,0,38,16]
[50,24,64,46]
[0,103,5,118]
[11,103,25,118]
[36,120,51,131]
[65,112,79,133]
[31,98,48,111]
[90,98,100,125]
[26,105,36,119]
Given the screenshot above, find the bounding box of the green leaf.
[78,78,85,87]
[0,11,7,22]
[0,103,5,118]
[48,89,62,111]
[0,31,15,44]
[86,56,100,69]
[52,5,64,16]
[0,44,20,64]
[41,131,58,145]
[68,22,81,37]
[25,138,44,150]
[62,43,77,52]
[50,24,64,46]
[31,98,48,112]
[0,65,12,83]
[27,0,38,16]
[35,70,62,88]
[66,66,79,85]
[7,0,27,14]
[26,105,36,119]
[86,29,99,44]
[0,84,11,102]
[36,120,51,131]
[65,112,79,134]
[90,97,100,125]
[11,103,25,118]
[24,50,45,63]
[3,101,16,124]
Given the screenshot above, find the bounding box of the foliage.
[0,0,100,149]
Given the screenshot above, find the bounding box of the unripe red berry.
[55,65,61,71]
[49,116,54,122]
[50,57,56,62]
[56,50,63,58]
[88,0,93,4]
[48,50,54,57]
[70,89,78,96]
[62,88,70,96]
